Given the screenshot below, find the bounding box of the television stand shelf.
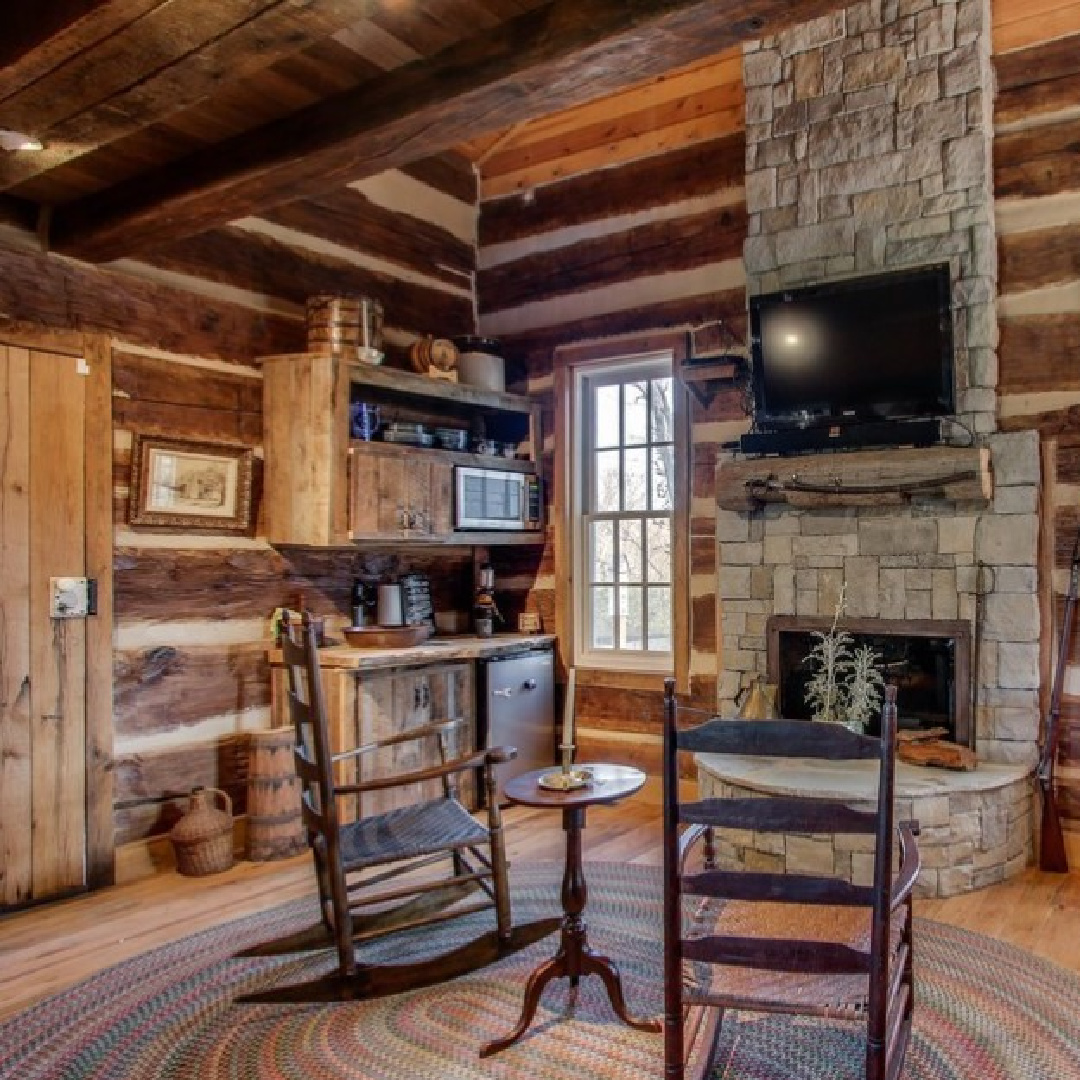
[717,445,992,511]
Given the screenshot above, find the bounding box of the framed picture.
[129,436,254,532]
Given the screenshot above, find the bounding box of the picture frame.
[129,435,254,532]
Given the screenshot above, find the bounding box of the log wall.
[475,51,749,772]
[0,152,481,854]
[478,1,1080,801]
[992,0,1080,824]
[5,0,1080,860]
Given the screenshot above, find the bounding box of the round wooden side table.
[480,763,661,1057]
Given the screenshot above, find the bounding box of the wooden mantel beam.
[49,0,840,263]
[717,446,994,511]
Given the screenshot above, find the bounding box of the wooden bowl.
[342,624,431,649]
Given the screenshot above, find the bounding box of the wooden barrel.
[247,729,306,861]
[305,294,383,361]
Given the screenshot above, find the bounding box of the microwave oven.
[454,466,542,532]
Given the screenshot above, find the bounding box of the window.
[574,354,674,669]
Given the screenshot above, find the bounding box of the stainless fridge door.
[483,648,554,800]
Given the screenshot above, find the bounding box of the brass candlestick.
[538,742,592,791]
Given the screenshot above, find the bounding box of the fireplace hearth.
[767,615,972,748]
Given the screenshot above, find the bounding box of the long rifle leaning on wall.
[1037,527,1079,873]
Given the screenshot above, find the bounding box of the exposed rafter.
[0,0,389,192]
[47,0,839,263]
[0,0,116,72]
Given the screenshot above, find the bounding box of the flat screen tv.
[748,264,955,433]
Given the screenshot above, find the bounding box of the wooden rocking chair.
[243,613,556,1002]
[662,679,920,1080]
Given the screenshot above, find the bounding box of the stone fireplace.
[716,443,1041,769]
[702,0,1041,897]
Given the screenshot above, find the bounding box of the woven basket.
[170,787,235,877]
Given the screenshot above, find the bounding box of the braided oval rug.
[1,861,1078,1080]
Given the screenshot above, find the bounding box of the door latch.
[50,577,97,618]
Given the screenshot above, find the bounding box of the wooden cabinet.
[262,352,350,546]
[353,662,475,815]
[261,352,541,546]
[348,444,452,541]
[270,660,476,817]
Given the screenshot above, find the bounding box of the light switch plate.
[50,577,94,618]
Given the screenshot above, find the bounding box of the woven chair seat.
[339,797,489,870]
[684,900,908,1020]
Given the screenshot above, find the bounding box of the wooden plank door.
[1,337,113,908]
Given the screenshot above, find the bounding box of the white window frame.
[572,351,675,673]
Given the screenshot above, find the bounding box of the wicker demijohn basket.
[170,787,235,877]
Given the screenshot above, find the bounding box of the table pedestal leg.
[480,806,660,1057]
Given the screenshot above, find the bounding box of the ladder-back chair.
[272,612,531,999]
[662,679,920,1080]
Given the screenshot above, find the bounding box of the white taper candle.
[562,667,577,750]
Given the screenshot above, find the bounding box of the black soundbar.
[738,418,942,456]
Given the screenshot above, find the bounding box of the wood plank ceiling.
[0,0,843,264]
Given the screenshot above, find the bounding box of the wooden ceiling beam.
[49,0,841,263]
[0,1,120,72]
[0,1,168,101]
[0,1,387,193]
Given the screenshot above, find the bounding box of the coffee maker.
[474,564,500,637]
[350,580,376,627]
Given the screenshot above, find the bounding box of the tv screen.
[748,264,954,431]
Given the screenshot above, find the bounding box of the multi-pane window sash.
[576,356,674,667]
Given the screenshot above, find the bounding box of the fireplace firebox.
[766,616,972,747]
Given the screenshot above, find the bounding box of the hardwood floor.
[1,800,1078,1021]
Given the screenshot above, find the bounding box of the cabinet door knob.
[523,679,537,691]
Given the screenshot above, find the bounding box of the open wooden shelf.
[349,440,536,474]
[346,359,536,414]
[717,445,993,511]
[262,352,543,547]
[260,353,537,414]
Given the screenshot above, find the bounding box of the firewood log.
[897,738,977,770]
[897,726,949,743]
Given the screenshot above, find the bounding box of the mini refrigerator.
[478,646,554,802]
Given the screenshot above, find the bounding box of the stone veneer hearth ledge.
[696,755,1031,896]
[708,0,1041,895]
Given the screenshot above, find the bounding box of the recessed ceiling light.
[0,128,43,152]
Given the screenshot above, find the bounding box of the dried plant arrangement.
[844,643,885,730]
[804,619,853,723]
[803,585,885,732]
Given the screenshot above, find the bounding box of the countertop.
[267,632,555,672]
